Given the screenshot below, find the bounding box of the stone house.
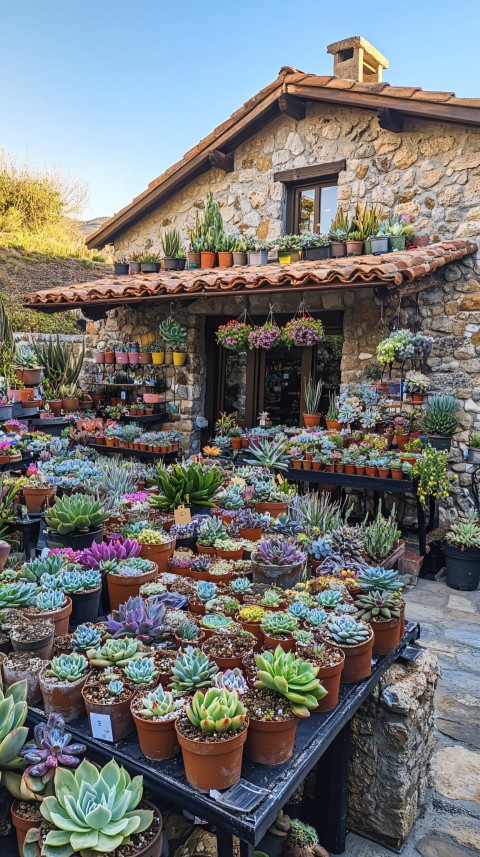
[25,36,480,515]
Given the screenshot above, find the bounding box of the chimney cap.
[327,36,389,70]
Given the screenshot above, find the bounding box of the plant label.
[120,391,126,400]
[174,505,192,525]
[277,474,285,485]
[89,713,114,742]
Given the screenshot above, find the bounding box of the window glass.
[223,350,247,423]
[319,185,337,234]
[299,188,315,233]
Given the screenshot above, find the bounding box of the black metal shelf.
[28,623,419,855]
[88,444,177,461]
[286,467,415,493]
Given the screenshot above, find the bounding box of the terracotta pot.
[345,464,355,475]
[197,543,216,555]
[395,433,410,451]
[140,540,175,573]
[241,437,249,448]
[39,666,88,721]
[261,632,294,652]
[313,650,345,711]
[22,486,53,513]
[138,352,152,365]
[176,721,247,791]
[292,460,302,469]
[346,239,364,256]
[216,547,243,560]
[200,251,216,269]
[254,501,287,519]
[24,597,72,637]
[365,466,377,477]
[0,542,11,572]
[20,388,34,403]
[94,351,105,363]
[238,620,263,650]
[132,709,180,760]
[62,398,79,413]
[412,393,424,404]
[103,351,115,364]
[230,437,242,449]
[217,251,233,268]
[207,651,246,671]
[329,241,346,258]
[107,566,158,612]
[377,467,390,478]
[245,715,298,765]
[83,687,135,741]
[312,462,322,472]
[188,597,206,616]
[128,352,140,364]
[325,419,342,431]
[413,234,429,247]
[303,413,321,428]
[11,800,42,856]
[115,351,129,364]
[239,526,262,542]
[371,616,402,656]
[324,463,335,472]
[331,631,374,683]
[16,367,42,386]
[174,630,205,650]
[391,468,403,480]
[105,437,116,447]
[355,466,365,475]
[303,460,312,470]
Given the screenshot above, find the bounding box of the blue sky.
[2,1,478,218]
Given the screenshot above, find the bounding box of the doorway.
[204,311,343,434]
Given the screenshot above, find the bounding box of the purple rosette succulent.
[108,592,186,643]
[21,714,86,792]
[78,538,141,569]
[252,538,306,566]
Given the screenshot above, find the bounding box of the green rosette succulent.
[254,646,326,716]
[186,688,247,733]
[170,646,218,691]
[86,638,143,668]
[45,494,109,535]
[323,615,372,645]
[48,653,89,682]
[122,657,157,685]
[354,589,401,623]
[27,758,153,857]
[0,680,29,798]
[260,611,297,636]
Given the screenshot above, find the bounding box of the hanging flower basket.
[248,322,282,350]
[283,316,324,346]
[216,320,252,351]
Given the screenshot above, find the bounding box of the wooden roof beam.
[377,107,404,133]
[278,93,306,121]
[208,149,234,172]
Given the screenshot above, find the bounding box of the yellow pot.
[173,352,187,366]
[151,351,165,365]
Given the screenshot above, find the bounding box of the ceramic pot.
[245,716,297,765]
[176,720,247,791]
[325,419,342,431]
[251,559,304,589]
[173,352,187,366]
[444,543,480,591]
[239,527,262,542]
[346,239,364,256]
[10,621,55,660]
[15,367,42,386]
[329,241,346,258]
[22,486,53,513]
[261,632,294,652]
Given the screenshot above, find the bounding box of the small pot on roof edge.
[114,262,129,276]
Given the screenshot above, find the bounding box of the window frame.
[286,178,338,235]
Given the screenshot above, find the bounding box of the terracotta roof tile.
[24,241,477,308]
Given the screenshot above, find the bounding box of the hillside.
[0,246,112,333]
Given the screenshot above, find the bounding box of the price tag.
[231,476,246,488]
[89,713,114,742]
[277,474,285,485]
[120,391,126,400]
[174,505,192,525]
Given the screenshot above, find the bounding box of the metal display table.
[88,444,177,462]
[286,468,437,559]
[28,622,419,857]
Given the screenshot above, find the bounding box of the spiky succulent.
[72,625,102,651]
[48,653,89,682]
[170,646,218,692]
[324,615,372,645]
[303,608,328,629]
[315,590,342,608]
[254,646,326,716]
[0,582,38,608]
[45,493,109,535]
[149,462,223,511]
[287,820,320,848]
[246,437,290,471]
[36,590,67,611]
[186,688,247,733]
[214,668,249,694]
[86,638,143,668]
[195,580,217,603]
[253,539,306,566]
[20,714,86,797]
[318,525,366,576]
[78,538,141,569]
[357,567,404,592]
[197,517,228,547]
[354,589,402,623]
[422,395,458,436]
[60,570,101,593]
[292,629,314,644]
[19,555,65,582]
[260,611,297,635]
[230,576,253,595]
[176,619,202,642]
[122,657,157,685]
[26,758,153,856]
[287,601,309,620]
[107,595,172,644]
[136,685,185,720]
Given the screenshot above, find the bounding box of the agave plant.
[170,646,218,691]
[186,688,247,733]
[323,615,372,645]
[354,590,402,623]
[95,458,138,499]
[33,334,85,392]
[20,714,86,799]
[254,646,326,716]
[107,595,172,644]
[423,395,458,437]
[24,758,153,857]
[45,494,109,535]
[149,463,223,511]
[246,437,290,471]
[86,638,143,668]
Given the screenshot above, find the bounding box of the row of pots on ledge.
[94,347,187,366]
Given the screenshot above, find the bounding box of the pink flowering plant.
[248,323,282,350]
[216,320,252,351]
[282,316,324,346]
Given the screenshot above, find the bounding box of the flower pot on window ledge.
[304,246,330,261]
[200,251,216,269]
[247,250,268,266]
[370,236,389,254]
[278,250,302,265]
[233,251,247,266]
[114,262,129,275]
[217,251,233,268]
[188,251,201,268]
[329,241,346,258]
[389,235,406,251]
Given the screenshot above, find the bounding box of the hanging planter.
[216,310,252,351]
[248,307,282,350]
[283,306,324,347]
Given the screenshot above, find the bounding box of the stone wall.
[348,650,440,850]
[111,103,480,258]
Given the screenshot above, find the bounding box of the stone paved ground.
[345,578,480,857]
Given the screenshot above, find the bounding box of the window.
[289,181,338,235]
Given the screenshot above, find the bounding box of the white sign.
[89,713,114,742]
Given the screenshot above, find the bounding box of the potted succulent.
[329,209,350,257]
[158,317,188,366]
[295,641,345,712]
[14,346,42,386]
[174,618,204,649]
[22,466,54,513]
[251,538,306,588]
[60,568,102,624]
[114,257,129,275]
[321,615,374,683]
[355,589,403,655]
[39,652,90,721]
[83,675,136,741]
[247,239,270,266]
[404,370,429,403]
[325,392,341,431]
[150,461,223,515]
[235,508,263,541]
[345,229,364,256]
[370,222,390,254]
[45,493,109,550]
[232,235,249,266]
[202,629,256,669]
[422,395,459,450]
[260,611,297,652]
[148,339,166,365]
[139,252,161,273]
[467,432,480,464]
[131,684,185,760]
[443,510,480,591]
[175,688,248,791]
[217,233,236,268]
[161,228,182,270]
[302,376,323,428]
[214,537,243,560]
[58,383,80,412]
[386,214,410,251]
[275,234,302,264]
[299,232,330,261]
[105,557,159,611]
[23,758,163,857]
[129,251,142,274]
[25,590,73,637]
[0,395,13,421]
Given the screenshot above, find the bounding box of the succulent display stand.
[88,443,177,462]
[27,622,419,857]
[287,468,437,562]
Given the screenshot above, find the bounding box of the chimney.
[327,36,389,83]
